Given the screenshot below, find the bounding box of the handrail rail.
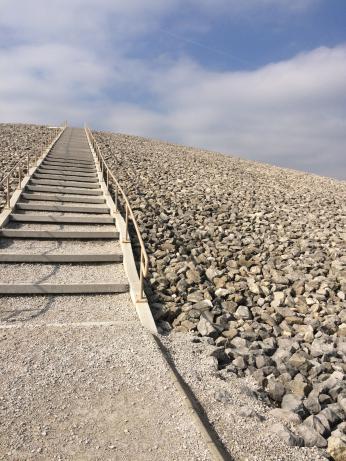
[84,125,148,302]
[1,122,67,209]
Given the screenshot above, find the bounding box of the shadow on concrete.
[153,335,234,461]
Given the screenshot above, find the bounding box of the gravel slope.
[95,130,346,460]
[0,123,59,210]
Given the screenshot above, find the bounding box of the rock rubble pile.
[96,131,346,459]
[0,124,58,211]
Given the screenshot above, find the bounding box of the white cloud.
[0,0,344,179]
[106,46,346,179]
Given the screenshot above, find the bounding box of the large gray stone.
[271,423,304,447]
[197,317,217,337]
[267,380,285,403]
[304,415,330,438]
[234,305,252,320]
[296,424,327,448]
[327,434,346,461]
[281,394,305,417]
[269,408,301,425]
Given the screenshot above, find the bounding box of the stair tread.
[0,254,122,262]
[10,214,114,224]
[44,163,95,169]
[38,168,97,177]
[47,156,94,163]
[26,185,102,195]
[6,222,115,230]
[16,204,109,213]
[0,261,126,284]
[0,238,121,254]
[0,229,119,239]
[20,199,106,207]
[34,173,99,183]
[30,179,100,188]
[0,283,129,294]
[21,193,105,204]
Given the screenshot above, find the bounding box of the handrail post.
[114,186,118,211]
[6,176,10,208]
[139,264,144,301]
[18,165,22,189]
[123,205,130,243]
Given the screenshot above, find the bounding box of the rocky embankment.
[96,130,346,460]
[0,124,59,210]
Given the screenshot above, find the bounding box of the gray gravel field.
[0,321,211,460]
[95,130,346,460]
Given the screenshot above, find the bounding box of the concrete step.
[0,283,129,294]
[41,163,97,173]
[45,160,95,167]
[0,253,122,263]
[10,214,114,224]
[16,203,110,214]
[0,238,122,258]
[53,146,90,154]
[30,179,100,189]
[41,159,95,171]
[38,167,97,177]
[26,185,102,195]
[21,193,105,204]
[33,173,99,183]
[51,147,91,152]
[0,229,119,239]
[47,156,94,164]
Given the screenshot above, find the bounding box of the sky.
[0,0,345,180]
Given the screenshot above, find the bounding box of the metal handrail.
[0,122,67,210]
[84,126,148,302]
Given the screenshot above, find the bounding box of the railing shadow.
[154,335,234,461]
[0,295,55,322]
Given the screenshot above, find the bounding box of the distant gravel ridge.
[0,123,59,209]
[96,130,346,460]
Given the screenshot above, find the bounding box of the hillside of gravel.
[0,123,59,210]
[95,130,346,460]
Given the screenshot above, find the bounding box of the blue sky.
[0,0,345,179]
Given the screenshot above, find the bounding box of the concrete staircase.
[0,127,129,295]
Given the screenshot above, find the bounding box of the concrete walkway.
[0,293,211,460]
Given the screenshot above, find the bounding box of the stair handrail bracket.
[0,123,67,213]
[84,126,148,303]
